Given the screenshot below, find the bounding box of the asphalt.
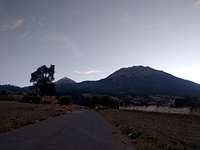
[0,111,120,150]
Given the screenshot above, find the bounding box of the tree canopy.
[30,65,56,96]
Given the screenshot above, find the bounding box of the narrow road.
[0,111,120,150]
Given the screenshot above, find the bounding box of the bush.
[58,96,72,105]
[21,96,41,104]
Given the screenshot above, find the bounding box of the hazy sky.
[1,0,200,86]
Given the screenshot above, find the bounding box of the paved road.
[0,111,120,150]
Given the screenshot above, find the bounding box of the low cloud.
[74,69,103,75]
[1,18,24,31]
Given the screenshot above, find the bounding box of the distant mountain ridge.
[0,85,22,92]
[107,66,166,79]
[59,66,200,96]
[1,66,200,97]
[97,66,200,96]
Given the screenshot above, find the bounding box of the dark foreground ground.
[99,109,200,150]
[0,110,123,150]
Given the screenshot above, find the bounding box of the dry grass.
[99,109,200,150]
[0,101,80,133]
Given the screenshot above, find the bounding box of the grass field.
[99,109,200,150]
[0,101,80,133]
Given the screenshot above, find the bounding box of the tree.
[30,65,56,96]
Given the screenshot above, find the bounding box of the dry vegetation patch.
[99,109,200,150]
[0,101,80,133]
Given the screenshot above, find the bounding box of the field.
[0,101,80,133]
[99,109,200,150]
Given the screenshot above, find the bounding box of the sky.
[0,0,200,87]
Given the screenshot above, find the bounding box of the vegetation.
[174,96,200,108]
[0,101,79,133]
[21,96,41,104]
[30,65,56,96]
[100,109,200,150]
[58,96,72,105]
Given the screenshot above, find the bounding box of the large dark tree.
[30,65,56,96]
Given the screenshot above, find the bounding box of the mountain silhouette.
[59,66,200,96]
[55,77,76,85]
[0,85,22,92]
[1,66,200,97]
[55,77,77,95]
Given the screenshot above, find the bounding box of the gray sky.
[0,0,200,86]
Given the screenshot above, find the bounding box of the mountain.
[2,66,200,97]
[98,66,200,96]
[55,77,76,85]
[60,66,200,96]
[0,85,22,93]
[55,77,77,94]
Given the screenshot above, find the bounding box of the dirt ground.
[99,109,200,150]
[0,101,80,133]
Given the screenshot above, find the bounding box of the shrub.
[58,96,72,105]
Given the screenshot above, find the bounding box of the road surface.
[0,111,120,150]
